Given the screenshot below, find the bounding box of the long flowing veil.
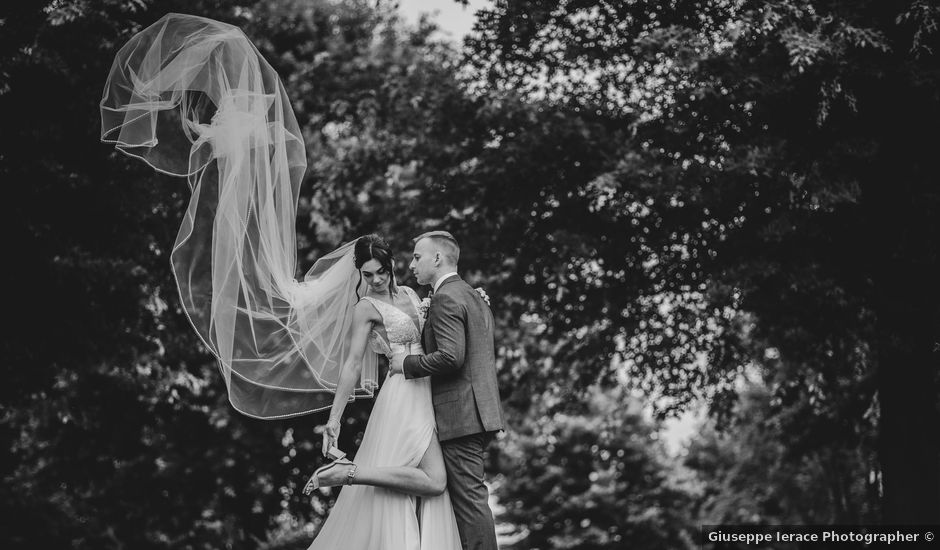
[100,13,377,419]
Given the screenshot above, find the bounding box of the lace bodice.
[360,287,424,357]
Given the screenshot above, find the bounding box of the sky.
[393,0,492,42]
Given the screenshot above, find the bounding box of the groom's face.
[410,238,437,286]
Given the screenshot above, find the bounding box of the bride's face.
[360,259,391,294]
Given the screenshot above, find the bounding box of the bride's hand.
[320,419,341,457]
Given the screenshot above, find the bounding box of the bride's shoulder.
[354,297,382,320]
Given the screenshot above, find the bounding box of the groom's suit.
[404,275,503,550]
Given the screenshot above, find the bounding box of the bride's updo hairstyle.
[354,234,397,299]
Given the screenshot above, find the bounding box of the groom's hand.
[389,352,406,375]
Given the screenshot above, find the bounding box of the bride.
[100,13,461,549]
[301,234,461,548]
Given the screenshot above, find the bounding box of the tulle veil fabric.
[100,13,377,418]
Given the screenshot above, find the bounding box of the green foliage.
[464,0,939,522]
[494,388,695,549]
[5,0,939,546]
[685,380,880,525]
[0,1,422,548]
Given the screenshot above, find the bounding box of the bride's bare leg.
[309,437,447,497]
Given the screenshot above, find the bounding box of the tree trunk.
[867,119,940,523]
[874,288,940,523]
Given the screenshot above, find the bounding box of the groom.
[390,230,504,550]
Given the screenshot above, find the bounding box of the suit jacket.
[403,276,505,441]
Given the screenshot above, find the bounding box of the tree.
[461,0,940,522]
[493,388,695,549]
[685,379,880,525]
[0,1,442,547]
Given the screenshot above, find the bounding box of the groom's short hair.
[414,230,460,265]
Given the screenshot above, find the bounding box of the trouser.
[440,432,498,550]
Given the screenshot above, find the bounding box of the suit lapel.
[422,276,462,352]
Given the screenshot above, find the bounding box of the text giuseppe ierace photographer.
[706,528,929,545]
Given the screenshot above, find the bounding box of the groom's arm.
[404,293,466,379]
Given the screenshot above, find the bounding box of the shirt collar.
[433,272,459,293]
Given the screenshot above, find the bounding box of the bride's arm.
[321,301,378,454]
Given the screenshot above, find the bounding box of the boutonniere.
[475,287,491,306]
[418,297,431,318]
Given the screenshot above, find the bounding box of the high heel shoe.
[303,458,355,495]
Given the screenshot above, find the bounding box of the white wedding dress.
[308,286,462,550]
